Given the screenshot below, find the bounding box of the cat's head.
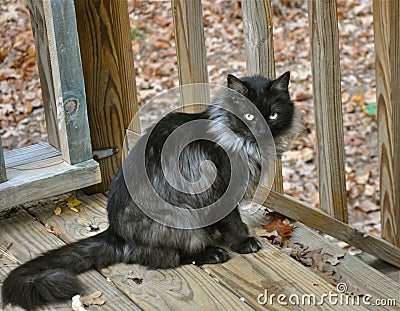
[227,72,294,137]
[208,72,301,154]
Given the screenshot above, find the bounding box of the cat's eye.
[244,113,255,121]
[269,112,278,120]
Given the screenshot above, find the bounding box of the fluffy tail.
[2,229,125,310]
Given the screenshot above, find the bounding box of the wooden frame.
[0,0,101,211]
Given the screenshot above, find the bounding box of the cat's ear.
[271,71,290,91]
[227,74,248,95]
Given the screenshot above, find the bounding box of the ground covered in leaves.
[0,0,380,248]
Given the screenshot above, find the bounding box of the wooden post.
[307,0,348,222]
[28,0,93,165]
[27,1,60,149]
[242,0,284,193]
[0,137,6,183]
[373,0,400,246]
[74,0,140,193]
[172,0,209,112]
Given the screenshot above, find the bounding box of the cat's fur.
[2,72,300,310]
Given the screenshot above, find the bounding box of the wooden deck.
[0,192,399,311]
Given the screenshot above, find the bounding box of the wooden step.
[0,208,138,311]
[0,142,101,212]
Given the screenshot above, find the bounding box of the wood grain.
[29,193,254,311]
[242,0,284,194]
[242,0,275,78]
[0,209,138,311]
[38,0,93,165]
[307,0,348,222]
[204,241,359,311]
[172,0,209,112]
[290,224,400,306]
[0,143,100,211]
[27,0,60,149]
[373,0,400,246]
[0,137,6,183]
[74,0,140,193]
[255,188,400,268]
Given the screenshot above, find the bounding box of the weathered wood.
[0,137,6,183]
[27,0,59,149]
[290,224,400,305]
[28,193,254,311]
[356,252,400,283]
[307,0,348,222]
[255,188,400,268]
[74,0,140,193]
[373,0,400,246]
[172,0,209,112]
[204,241,358,311]
[0,143,100,211]
[37,0,94,165]
[242,0,284,193]
[0,209,139,310]
[242,0,275,78]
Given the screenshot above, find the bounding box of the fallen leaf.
[81,291,106,307]
[66,198,81,212]
[44,223,60,237]
[326,253,345,266]
[53,201,62,216]
[262,212,294,245]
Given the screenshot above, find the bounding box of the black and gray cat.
[2,72,300,310]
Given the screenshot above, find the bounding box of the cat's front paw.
[230,237,261,254]
[194,246,230,265]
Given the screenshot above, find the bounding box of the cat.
[2,72,300,310]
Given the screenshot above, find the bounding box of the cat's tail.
[1,229,126,310]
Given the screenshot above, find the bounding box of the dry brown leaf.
[262,212,294,245]
[53,201,62,216]
[81,291,105,307]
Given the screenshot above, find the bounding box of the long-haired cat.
[2,72,300,310]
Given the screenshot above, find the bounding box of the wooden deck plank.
[0,143,100,211]
[4,142,59,167]
[203,241,361,311]
[28,193,255,311]
[256,188,400,268]
[356,252,400,283]
[0,209,139,311]
[290,223,400,308]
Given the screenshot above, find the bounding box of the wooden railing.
[0,0,398,267]
[122,0,400,267]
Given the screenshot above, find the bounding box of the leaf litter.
[261,212,347,287]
